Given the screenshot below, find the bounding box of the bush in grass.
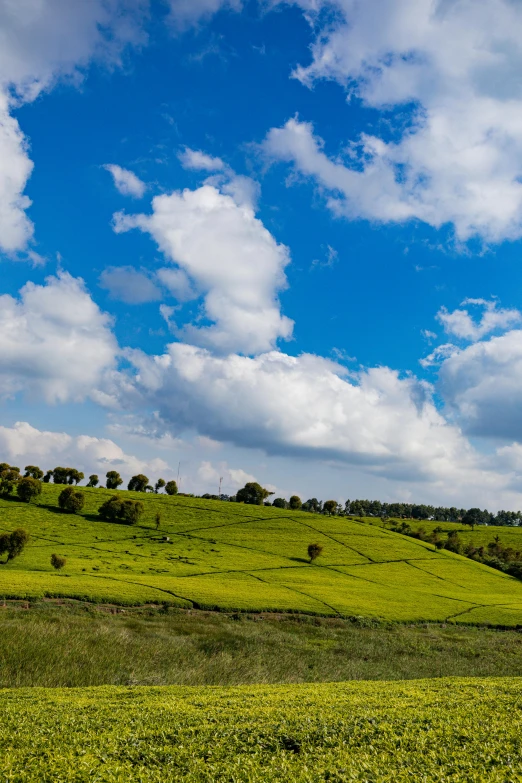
[87,474,99,487]
[155,478,166,493]
[236,482,274,505]
[16,477,42,503]
[0,465,20,495]
[273,497,287,509]
[51,553,66,570]
[99,496,144,525]
[128,474,149,492]
[106,471,123,490]
[58,486,85,514]
[289,495,302,510]
[165,480,178,496]
[0,528,29,561]
[308,543,323,562]
[323,500,337,515]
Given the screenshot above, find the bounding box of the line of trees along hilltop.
[1,465,521,527]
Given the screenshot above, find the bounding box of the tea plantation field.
[1,677,522,781]
[2,485,522,625]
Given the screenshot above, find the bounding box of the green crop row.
[1,677,522,781]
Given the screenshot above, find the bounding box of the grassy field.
[2,677,522,781]
[3,603,522,687]
[3,485,522,625]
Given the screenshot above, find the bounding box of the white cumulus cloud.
[165,0,242,30]
[265,0,522,242]
[113,182,293,354]
[103,164,146,198]
[0,0,147,254]
[116,342,492,489]
[0,421,169,481]
[0,272,117,403]
[178,148,225,172]
[437,298,522,341]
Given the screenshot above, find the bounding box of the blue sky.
[3,0,522,508]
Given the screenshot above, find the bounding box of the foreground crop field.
[1,677,522,782]
[3,485,522,625]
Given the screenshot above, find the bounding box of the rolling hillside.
[2,484,522,625]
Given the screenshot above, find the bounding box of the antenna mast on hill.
[177,461,181,492]
[219,476,223,498]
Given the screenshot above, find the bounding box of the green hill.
[2,484,522,625]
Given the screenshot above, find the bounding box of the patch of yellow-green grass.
[2,485,522,624]
[2,678,522,781]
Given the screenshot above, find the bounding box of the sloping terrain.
[1,485,522,624]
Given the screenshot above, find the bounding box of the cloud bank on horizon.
[2,0,522,509]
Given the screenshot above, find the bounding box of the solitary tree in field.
[165,480,178,496]
[16,477,42,504]
[58,486,85,514]
[128,474,149,492]
[155,478,166,493]
[308,543,323,562]
[0,529,30,562]
[462,508,483,531]
[51,553,66,570]
[236,482,274,506]
[272,497,287,509]
[68,470,84,485]
[43,470,53,483]
[323,500,337,515]
[87,474,99,487]
[289,495,302,510]
[106,471,123,490]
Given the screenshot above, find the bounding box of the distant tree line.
[2,462,522,527]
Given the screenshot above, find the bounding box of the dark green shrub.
[24,465,43,479]
[58,486,85,514]
[323,500,337,515]
[236,482,273,505]
[273,498,287,509]
[99,496,144,525]
[308,543,323,562]
[16,477,42,503]
[50,553,66,570]
[289,496,302,510]
[128,474,149,492]
[0,529,29,561]
[106,471,123,490]
[155,479,166,493]
[87,474,99,487]
[165,480,178,496]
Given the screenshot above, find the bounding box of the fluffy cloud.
[103,164,146,198]
[265,0,522,242]
[0,272,117,402]
[0,421,168,480]
[436,299,522,341]
[438,329,522,439]
[117,342,494,488]
[165,0,242,30]
[99,266,161,304]
[197,460,256,490]
[113,181,293,354]
[178,148,225,172]
[0,0,147,254]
